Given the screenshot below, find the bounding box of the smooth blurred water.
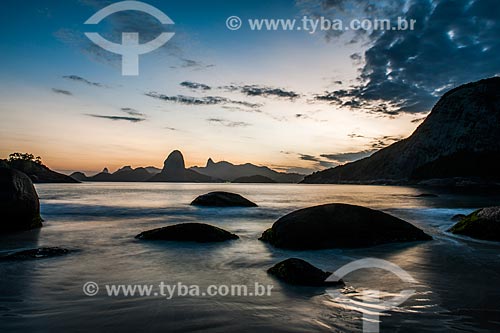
[1,183,500,332]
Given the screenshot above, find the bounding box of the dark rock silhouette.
[148,150,213,182]
[232,175,276,183]
[267,258,343,286]
[0,247,73,260]
[191,192,257,207]
[303,77,500,185]
[192,158,304,183]
[449,206,500,241]
[260,203,432,249]
[0,168,43,233]
[2,158,79,183]
[135,222,239,242]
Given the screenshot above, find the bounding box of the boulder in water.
[260,203,432,249]
[0,168,43,233]
[267,258,343,286]
[135,223,239,242]
[449,207,500,241]
[191,191,257,207]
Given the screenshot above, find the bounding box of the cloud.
[145,92,262,108]
[411,116,426,123]
[369,135,403,149]
[86,114,145,122]
[178,58,215,70]
[180,81,211,90]
[299,154,321,162]
[63,75,103,87]
[52,88,72,95]
[207,118,251,127]
[306,0,500,115]
[223,84,300,99]
[320,149,376,163]
[165,126,177,131]
[120,107,144,117]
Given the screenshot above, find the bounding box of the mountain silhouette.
[303,77,500,185]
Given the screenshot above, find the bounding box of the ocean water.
[1,183,500,332]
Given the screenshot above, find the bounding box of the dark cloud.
[307,0,500,115]
[86,114,145,122]
[369,135,403,149]
[178,59,215,70]
[180,81,211,90]
[207,118,251,127]
[298,153,339,169]
[299,154,320,162]
[223,84,300,99]
[145,92,262,109]
[165,126,177,131]
[411,116,426,123]
[120,108,144,117]
[52,88,72,95]
[320,149,376,163]
[63,75,103,87]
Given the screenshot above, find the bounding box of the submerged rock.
[267,258,343,286]
[451,214,466,222]
[0,247,72,260]
[449,207,500,241]
[0,168,43,233]
[191,191,257,207]
[260,203,432,250]
[135,223,239,242]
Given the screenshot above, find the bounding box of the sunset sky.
[1,0,498,174]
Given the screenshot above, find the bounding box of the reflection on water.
[1,183,500,332]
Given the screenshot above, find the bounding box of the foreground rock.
[0,168,43,233]
[260,203,432,249]
[268,258,344,286]
[449,207,500,241]
[135,223,239,242]
[0,247,73,260]
[191,192,257,207]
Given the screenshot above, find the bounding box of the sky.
[0,0,499,175]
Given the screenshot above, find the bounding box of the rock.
[148,150,213,182]
[302,77,500,185]
[448,207,500,241]
[232,175,276,183]
[6,158,79,183]
[0,247,73,260]
[0,168,43,233]
[259,203,432,249]
[191,191,257,207]
[451,214,466,222]
[267,258,344,286]
[135,222,239,242]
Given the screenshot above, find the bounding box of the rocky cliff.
[302,77,500,184]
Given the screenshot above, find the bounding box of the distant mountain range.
[70,150,304,183]
[191,158,304,183]
[302,77,500,186]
